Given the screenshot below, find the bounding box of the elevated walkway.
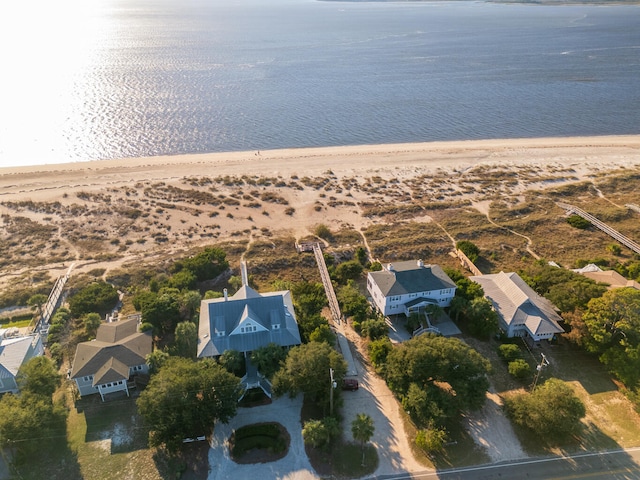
[558,202,640,255]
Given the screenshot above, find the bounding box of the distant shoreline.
[319,0,640,4]
[1,134,639,180]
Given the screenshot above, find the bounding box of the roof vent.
[387,263,394,271]
[223,288,228,301]
[417,259,424,268]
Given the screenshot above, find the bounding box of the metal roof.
[470,272,564,336]
[198,288,301,357]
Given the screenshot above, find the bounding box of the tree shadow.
[152,442,210,480]
[78,394,148,454]
[534,341,617,395]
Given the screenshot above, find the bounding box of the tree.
[27,293,48,319]
[302,420,329,449]
[69,281,119,318]
[337,281,370,323]
[146,350,170,375]
[174,246,228,282]
[309,324,336,345]
[137,290,181,335]
[456,240,480,263]
[368,338,392,372]
[169,269,197,291]
[504,378,585,442]
[508,359,532,381]
[519,262,606,313]
[466,297,499,339]
[0,392,67,458]
[272,342,347,410]
[334,260,363,284]
[173,321,198,359]
[401,383,445,427]
[16,356,61,399]
[250,343,288,379]
[137,357,242,452]
[385,334,491,413]
[219,349,245,377]
[359,318,388,341]
[581,288,640,387]
[351,413,374,465]
[83,312,102,338]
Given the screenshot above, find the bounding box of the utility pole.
[329,368,337,416]
[531,353,550,391]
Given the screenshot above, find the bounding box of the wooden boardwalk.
[557,202,640,255]
[312,243,342,325]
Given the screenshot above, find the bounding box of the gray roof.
[198,286,301,358]
[470,272,564,336]
[70,318,152,384]
[0,336,40,380]
[369,261,456,297]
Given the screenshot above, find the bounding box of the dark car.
[342,378,359,391]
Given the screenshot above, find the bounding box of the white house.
[470,271,564,342]
[367,260,457,317]
[70,318,152,401]
[0,333,44,394]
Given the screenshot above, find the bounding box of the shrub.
[498,343,522,363]
[314,224,333,241]
[508,359,532,381]
[456,240,480,263]
[566,214,591,229]
[360,318,388,341]
[415,427,448,454]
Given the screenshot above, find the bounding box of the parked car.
[342,378,359,391]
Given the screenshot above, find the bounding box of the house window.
[83,376,90,382]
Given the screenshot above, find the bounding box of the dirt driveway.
[341,326,528,472]
[340,327,429,477]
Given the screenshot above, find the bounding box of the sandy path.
[340,326,428,476]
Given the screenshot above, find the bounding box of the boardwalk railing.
[312,243,342,325]
[558,202,640,255]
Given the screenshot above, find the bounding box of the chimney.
[417,259,424,268]
[223,288,228,301]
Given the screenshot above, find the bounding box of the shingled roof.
[70,318,151,386]
[369,261,456,296]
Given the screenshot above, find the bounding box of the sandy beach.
[0,135,639,283]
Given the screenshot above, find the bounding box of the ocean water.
[1,0,639,167]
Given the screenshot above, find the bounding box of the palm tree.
[27,293,48,321]
[351,413,375,466]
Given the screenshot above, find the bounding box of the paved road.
[377,447,640,480]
